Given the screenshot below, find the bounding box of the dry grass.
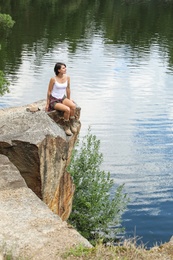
[62,238,173,260]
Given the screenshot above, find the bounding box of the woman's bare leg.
[53,99,77,135]
[54,103,70,120]
[62,99,76,117]
[62,99,77,133]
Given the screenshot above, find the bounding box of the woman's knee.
[64,106,71,113]
[64,99,76,109]
[71,103,76,110]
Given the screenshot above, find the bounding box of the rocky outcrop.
[0,100,92,259]
[0,156,91,260]
[0,100,80,220]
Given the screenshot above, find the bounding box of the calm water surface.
[0,0,173,247]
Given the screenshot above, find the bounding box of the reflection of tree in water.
[0,13,15,95]
[97,0,173,69]
[1,0,173,73]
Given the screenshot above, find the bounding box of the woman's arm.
[45,78,54,111]
[66,76,71,99]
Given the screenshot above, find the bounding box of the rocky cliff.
[0,100,91,259]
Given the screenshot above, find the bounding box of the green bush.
[68,128,128,244]
[0,13,15,31]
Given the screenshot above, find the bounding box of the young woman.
[45,62,76,136]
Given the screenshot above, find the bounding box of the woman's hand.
[45,104,49,112]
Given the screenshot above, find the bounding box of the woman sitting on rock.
[45,62,77,136]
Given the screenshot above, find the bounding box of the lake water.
[0,0,173,248]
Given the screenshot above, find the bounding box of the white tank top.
[51,79,67,99]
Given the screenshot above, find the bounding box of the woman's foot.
[70,116,77,133]
[64,120,72,136]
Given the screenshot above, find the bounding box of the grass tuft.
[62,238,173,260]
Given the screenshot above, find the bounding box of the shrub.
[68,128,128,244]
[0,14,15,31]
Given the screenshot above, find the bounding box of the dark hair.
[54,62,66,75]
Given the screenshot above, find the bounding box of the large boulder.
[0,100,92,259]
[0,155,91,260]
[0,100,81,220]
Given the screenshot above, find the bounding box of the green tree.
[0,13,15,96]
[0,13,15,33]
[68,128,128,244]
